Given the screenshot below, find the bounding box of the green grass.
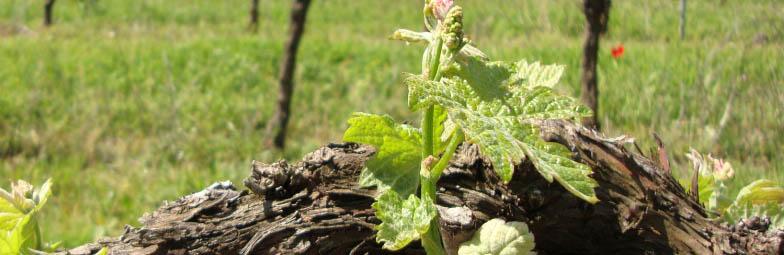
[1,0,782,246]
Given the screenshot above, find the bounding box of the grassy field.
[1,0,782,246]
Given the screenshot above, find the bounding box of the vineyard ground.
[0,0,782,246]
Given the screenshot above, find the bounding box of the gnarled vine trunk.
[60,120,783,254]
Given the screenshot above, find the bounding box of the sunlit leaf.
[0,214,31,255]
[724,202,784,231]
[0,197,25,231]
[723,180,784,231]
[344,113,422,197]
[404,57,598,203]
[373,190,437,250]
[458,218,536,255]
[733,179,784,205]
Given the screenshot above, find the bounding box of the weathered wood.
[272,0,311,149]
[580,0,611,130]
[61,121,783,254]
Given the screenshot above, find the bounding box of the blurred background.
[0,0,782,246]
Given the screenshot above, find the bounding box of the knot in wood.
[244,160,303,197]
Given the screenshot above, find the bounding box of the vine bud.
[442,6,465,52]
[420,156,438,177]
[423,0,453,31]
[432,0,454,20]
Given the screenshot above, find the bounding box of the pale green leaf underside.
[723,179,784,230]
[405,58,597,203]
[373,190,437,251]
[0,215,30,255]
[724,202,784,231]
[344,113,422,197]
[458,218,536,255]
[733,179,784,205]
[0,179,52,253]
[0,198,24,232]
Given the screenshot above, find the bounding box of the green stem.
[420,37,446,255]
[422,220,446,255]
[422,38,444,157]
[430,129,464,181]
[33,216,42,249]
[423,108,435,156]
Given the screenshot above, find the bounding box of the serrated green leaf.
[520,126,599,204]
[441,57,568,101]
[344,113,422,197]
[458,218,536,255]
[444,57,512,100]
[509,61,564,89]
[404,64,598,203]
[373,190,437,251]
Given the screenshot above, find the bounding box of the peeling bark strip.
[61,122,782,254]
[580,0,611,130]
[44,0,56,26]
[272,0,311,149]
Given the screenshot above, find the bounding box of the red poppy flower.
[611,44,625,59]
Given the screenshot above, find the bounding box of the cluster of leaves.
[0,179,58,254]
[343,0,598,253]
[683,149,784,230]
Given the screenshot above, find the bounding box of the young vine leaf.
[345,0,601,252]
[405,58,599,203]
[458,218,536,255]
[0,179,53,254]
[0,214,31,254]
[373,190,437,250]
[725,203,784,231]
[344,113,423,197]
[0,197,25,232]
[723,180,784,231]
[732,179,784,205]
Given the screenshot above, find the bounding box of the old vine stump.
[60,120,783,254]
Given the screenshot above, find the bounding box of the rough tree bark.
[249,0,260,32]
[44,0,56,26]
[580,0,611,130]
[59,120,782,254]
[272,0,311,150]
